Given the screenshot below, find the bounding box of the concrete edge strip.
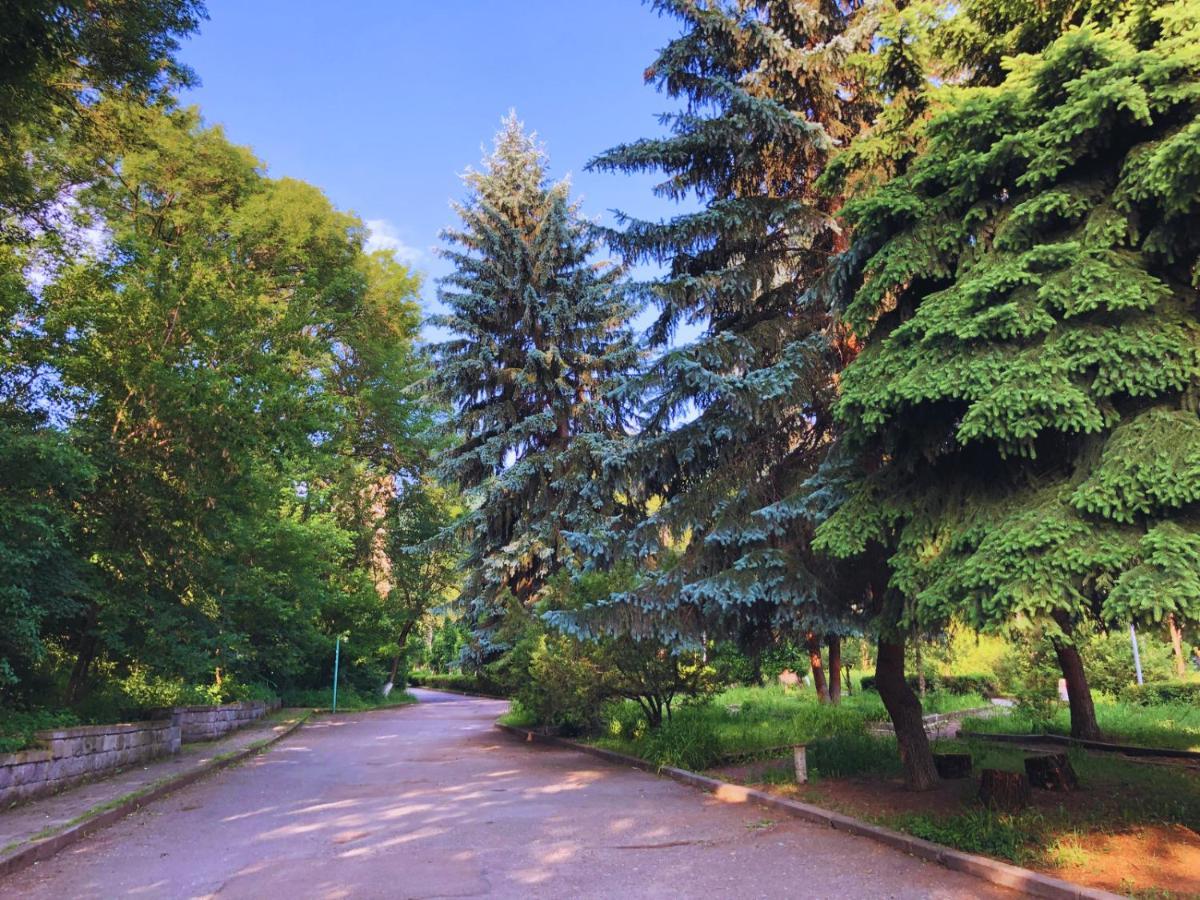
[495,723,1125,900]
[0,713,311,881]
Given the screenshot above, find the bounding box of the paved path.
[0,710,308,858]
[1,690,1013,898]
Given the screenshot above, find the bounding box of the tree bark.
[388,620,419,684]
[805,631,829,703]
[826,634,842,704]
[1050,633,1102,740]
[66,604,99,706]
[876,638,939,791]
[914,639,926,698]
[1169,614,1186,678]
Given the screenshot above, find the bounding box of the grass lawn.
[543,684,1200,898]
[281,688,418,712]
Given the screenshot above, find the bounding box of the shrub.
[940,673,1000,697]
[709,642,758,686]
[407,671,506,695]
[516,635,607,735]
[0,708,80,753]
[1120,682,1200,706]
[760,642,809,683]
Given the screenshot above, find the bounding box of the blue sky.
[178,2,687,334]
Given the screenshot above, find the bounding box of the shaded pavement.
[1,689,1013,898]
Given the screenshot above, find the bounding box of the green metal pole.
[332,635,341,713]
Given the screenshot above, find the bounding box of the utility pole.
[1130,624,1144,686]
[333,638,343,715]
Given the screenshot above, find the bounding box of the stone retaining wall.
[151,699,281,743]
[0,697,280,807]
[0,720,179,806]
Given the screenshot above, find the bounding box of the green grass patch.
[588,684,895,770]
[280,688,417,712]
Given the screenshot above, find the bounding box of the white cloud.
[364,218,422,265]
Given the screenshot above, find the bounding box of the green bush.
[760,642,809,683]
[515,635,607,735]
[407,671,506,696]
[709,642,759,686]
[939,673,1000,697]
[1120,682,1200,706]
[0,709,80,753]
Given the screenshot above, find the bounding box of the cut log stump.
[933,752,973,779]
[979,769,1030,811]
[1024,753,1078,791]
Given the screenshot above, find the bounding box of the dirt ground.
[710,756,1200,897]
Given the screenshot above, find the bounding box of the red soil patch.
[1045,823,1200,897]
[709,758,1200,898]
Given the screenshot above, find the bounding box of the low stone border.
[0,712,310,880]
[959,730,1200,761]
[496,723,1123,900]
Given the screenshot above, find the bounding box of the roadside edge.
[495,722,1125,900]
[0,711,311,880]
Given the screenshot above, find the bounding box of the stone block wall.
[0,720,179,806]
[153,699,281,743]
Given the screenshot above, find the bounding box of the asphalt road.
[1,689,1012,898]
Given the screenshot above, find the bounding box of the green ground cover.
[281,688,417,712]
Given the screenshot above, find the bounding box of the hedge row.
[859,673,1000,697]
[1119,681,1200,706]
[407,671,508,697]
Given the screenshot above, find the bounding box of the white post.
[793,745,808,784]
[1130,624,1144,686]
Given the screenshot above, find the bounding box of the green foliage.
[1121,682,1200,706]
[822,0,1200,675]
[407,671,506,696]
[429,114,637,660]
[0,709,80,754]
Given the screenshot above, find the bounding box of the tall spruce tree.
[816,0,1200,741]
[576,0,894,719]
[429,115,638,662]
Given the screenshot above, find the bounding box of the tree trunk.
[827,634,842,704]
[876,638,939,791]
[1169,614,1186,678]
[389,620,419,685]
[66,604,99,706]
[1051,633,1102,740]
[805,631,829,703]
[914,639,926,698]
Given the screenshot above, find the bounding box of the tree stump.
[933,752,973,779]
[979,769,1030,811]
[1024,753,1078,791]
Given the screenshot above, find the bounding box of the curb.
[0,712,311,880]
[496,723,1124,900]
